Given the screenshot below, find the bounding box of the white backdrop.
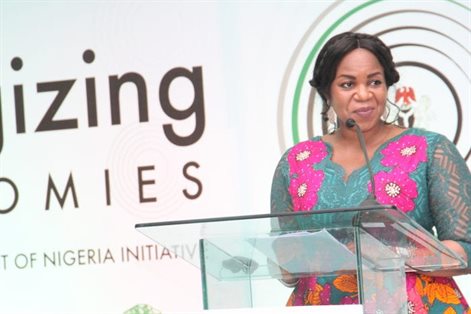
[0,1,470,313]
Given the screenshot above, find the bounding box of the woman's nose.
[354,85,371,100]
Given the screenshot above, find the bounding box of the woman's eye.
[340,82,353,88]
[370,79,383,86]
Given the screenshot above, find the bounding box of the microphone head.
[346,118,356,128]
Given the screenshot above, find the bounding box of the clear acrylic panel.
[136,205,466,311]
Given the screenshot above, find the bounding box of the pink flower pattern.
[293,277,317,306]
[287,140,328,176]
[370,135,428,212]
[287,140,327,211]
[285,134,469,311]
[319,283,331,305]
[340,295,358,305]
[406,274,428,314]
[288,170,325,212]
[370,168,418,212]
[381,135,428,172]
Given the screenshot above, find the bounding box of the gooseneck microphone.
[345,119,379,206]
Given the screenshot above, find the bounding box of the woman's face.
[328,48,387,131]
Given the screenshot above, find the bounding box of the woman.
[270,32,471,313]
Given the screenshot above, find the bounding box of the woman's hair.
[309,32,400,103]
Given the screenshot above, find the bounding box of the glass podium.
[135,205,466,313]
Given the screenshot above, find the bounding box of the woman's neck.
[336,121,389,149]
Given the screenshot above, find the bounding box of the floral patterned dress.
[270,128,471,313]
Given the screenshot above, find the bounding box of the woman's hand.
[413,240,469,277]
[270,236,305,286]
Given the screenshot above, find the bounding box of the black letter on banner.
[14,85,26,134]
[45,173,79,210]
[109,73,149,125]
[160,67,205,146]
[86,77,98,127]
[104,169,111,206]
[83,49,98,127]
[36,80,77,131]
[182,161,202,199]
[10,57,25,134]
[138,166,157,203]
[0,178,19,214]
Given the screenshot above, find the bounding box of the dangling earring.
[326,102,338,133]
[383,85,400,124]
[321,101,337,134]
[328,106,338,130]
[382,102,390,121]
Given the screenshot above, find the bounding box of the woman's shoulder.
[401,127,450,143]
[282,136,329,163]
[286,136,326,152]
[392,127,458,159]
[404,127,439,136]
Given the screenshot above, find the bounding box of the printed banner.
[1,1,469,313]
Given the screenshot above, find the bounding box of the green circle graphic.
[290,0,469,144]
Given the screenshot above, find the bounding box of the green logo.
[124,304,162,314]
[277,0,470,163]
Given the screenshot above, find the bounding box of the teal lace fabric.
[270,128,471,311]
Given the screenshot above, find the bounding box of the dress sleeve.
[428,135,471,269]
[270,152,298,232]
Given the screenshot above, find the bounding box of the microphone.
[345,119,379,206]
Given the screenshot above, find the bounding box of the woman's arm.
[426,135,471,276]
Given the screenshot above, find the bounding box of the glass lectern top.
[135,205,466,281]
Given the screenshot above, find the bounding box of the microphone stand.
[345,119,382,305]
[345,119,379,207]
